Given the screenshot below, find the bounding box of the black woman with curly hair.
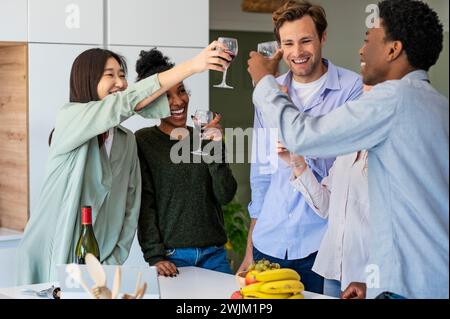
[134,49,237,277]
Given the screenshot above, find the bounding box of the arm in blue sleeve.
[305,157,336,181]
[253,75,398,158]
[248,109,274,218]
[305,76,364,178]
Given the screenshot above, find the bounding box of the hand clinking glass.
[191,110,216,156]
[252,41,280,86]
[257,41,279,58]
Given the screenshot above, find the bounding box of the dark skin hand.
[247,49,283,85]
[155,260,178,277]
[341,282,367,299]
[203,113,223,141]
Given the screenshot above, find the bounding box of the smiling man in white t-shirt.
[239,0,363,295]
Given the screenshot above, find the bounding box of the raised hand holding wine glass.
[251,41,280,86]
[257,41,279,58]
[213,37,238,89]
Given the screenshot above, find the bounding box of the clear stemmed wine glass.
[257,41,279,58]
[252,41,280,86]
[191,109,215,156]
[213,37,238,89]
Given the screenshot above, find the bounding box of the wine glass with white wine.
[213,37,238,89]
[191,109,215,156]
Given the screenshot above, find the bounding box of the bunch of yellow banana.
[240,268,305,299]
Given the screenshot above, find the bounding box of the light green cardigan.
[16,75,170,284]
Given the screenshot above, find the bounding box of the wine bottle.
[75,206,100,264]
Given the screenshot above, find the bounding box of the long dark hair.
[49,48,127,146]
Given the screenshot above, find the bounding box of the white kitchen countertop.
[0,266,333,299]
[0,227,23,242]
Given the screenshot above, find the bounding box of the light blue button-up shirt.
[253,70,449,299]
[249,59,363,260]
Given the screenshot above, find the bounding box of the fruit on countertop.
[230,290,243,299]
[237,259,305,299]
[244,270,260,285]
[255,268,301,282]
[247,258,281,272]
[242,291,293,299]
[237,258,282,287]
[288,293,305,299]
[259,279,304,294]
[241,282,265,294]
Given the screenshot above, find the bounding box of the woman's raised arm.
[135,41,230,111]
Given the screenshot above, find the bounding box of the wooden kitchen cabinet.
[0,43,28,230]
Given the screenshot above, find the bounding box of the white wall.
[108,0,209,47]
[0,0,27,41]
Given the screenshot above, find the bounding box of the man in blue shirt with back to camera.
[237,0,363,295]
[247,0,448,299]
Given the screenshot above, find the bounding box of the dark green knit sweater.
[135,126,237,265]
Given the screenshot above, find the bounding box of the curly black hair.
[379,0,443,71]
[136,48,175,81]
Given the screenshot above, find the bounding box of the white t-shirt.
[292,72,328,107]
[104,128,114,158]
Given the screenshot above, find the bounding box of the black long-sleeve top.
[135,126,237,265]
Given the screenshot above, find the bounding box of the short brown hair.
[272,0,327,43]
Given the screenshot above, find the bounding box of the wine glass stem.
[221,68,228,85]
[195,131,202,153]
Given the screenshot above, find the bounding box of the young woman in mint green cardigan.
[17,42,231,285]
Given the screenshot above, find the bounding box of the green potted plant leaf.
[222,199,250,272]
